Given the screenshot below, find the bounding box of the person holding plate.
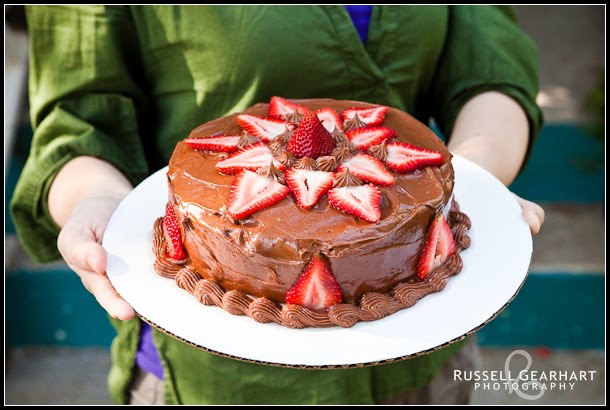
[11,5,544,405]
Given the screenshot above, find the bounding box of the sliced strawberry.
[215,142,284,175]
[285,253,342,310]
[184,135,241,153]
[163,202,187,261]
[346,126,396,150]
[268,96,310,119]
[417,214,456,279]
[338,154,395,187]
[385,141,444,173]
[328,184,381,223]
[228,170,290,219]
[315,107,343,133]
[342,105,388,128]
[237,114,295,143]
[284,168,335,209]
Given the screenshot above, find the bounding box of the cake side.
[152,201,471,328]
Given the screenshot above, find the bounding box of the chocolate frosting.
[331,128,347,143]
[257,162,286,185]
[343,114,367,131]
[152,201,470,328]
[334,132,357,151]
[283,110,304,126]
[237,131,260,148]
[368,140,389,161]
[331,146,356,163]
[268,139,286,155]
[167,98,454,304]
[333,170,362,188]
[275,150,297,167]
[294,157,319,171]
[316,155,337,172]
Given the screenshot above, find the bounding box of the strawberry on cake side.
[153,97,471,328]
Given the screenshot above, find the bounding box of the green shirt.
[12,5,542,405]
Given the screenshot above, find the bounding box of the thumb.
[58,224,108,274]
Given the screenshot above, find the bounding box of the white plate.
[103,155,532,367]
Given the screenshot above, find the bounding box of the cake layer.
[167,99,453,303]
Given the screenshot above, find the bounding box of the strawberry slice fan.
[176,97,453,312]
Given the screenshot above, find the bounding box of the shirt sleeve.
[429,6,544,161]
[10,5,150,263]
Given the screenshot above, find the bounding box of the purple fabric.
[135,323,164,379]
[345,5,373,44]
[135,6,374,380]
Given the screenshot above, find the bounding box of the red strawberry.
[284,168,335,209]
[215,142,284,175]
[228,170,290,219]
[285,253,342,310]
[338,154,395,187]
[346,126,396,150]
[417,214,456,279]
[328,184,381,223]
[163,202,187,261]
[268,96,310,119]
[184,135,241,153]
[286,112,336,159]
[315,107,343,133]
[385,141,444,173]
[237,114,295,143]
[342,105,388,128]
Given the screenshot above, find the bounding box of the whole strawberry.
[286,112,336,159]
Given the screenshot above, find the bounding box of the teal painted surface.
[432,122,604,202]
[6,269,604,349]
[509,124,604,202]
[6,269,115,347]
[477,273,605,349]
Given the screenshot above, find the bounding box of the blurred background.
[4,5,605,405]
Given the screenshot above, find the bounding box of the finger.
[533,202,545,226]
[78,269,136,320]
[522,206,542,236]
[58,225,108,274]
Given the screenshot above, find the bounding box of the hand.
[57,195,136,320]
[514,194,545,236]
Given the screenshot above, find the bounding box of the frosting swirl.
[257,162,286,185]
[294,157,319,171]
[333,170,362,188]
[276,151,297,167]
[331,128,347,143]
[268,139,286,155]
[237,131,260,148]
[334,132,357,151]
[343,114,367,131]
[368,140,388,161]
[331,146,356,163]
[316,155,337,172]
[283,110,304,126]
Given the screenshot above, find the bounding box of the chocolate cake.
[153,98,471,328]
